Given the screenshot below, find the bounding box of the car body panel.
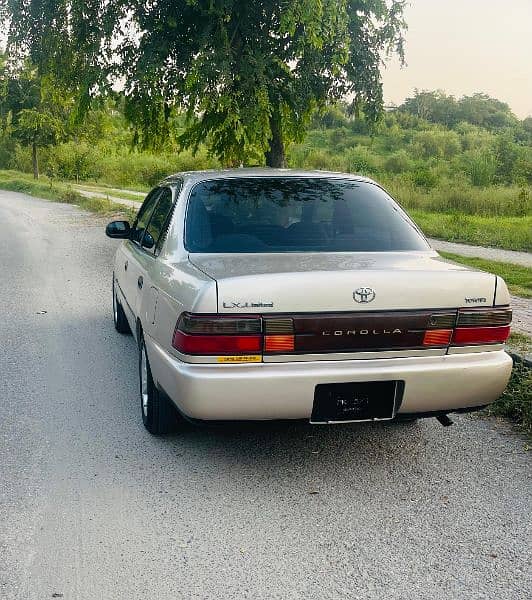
[189,252,497,313]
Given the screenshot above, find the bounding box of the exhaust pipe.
[436,414,454,427]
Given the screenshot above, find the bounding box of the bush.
[45,142,103,181]
[411,129,461,159]
[460,149,497,186]
[8,144,34,173]
[383,150,413,174]
[410,167,439,189]
[343,146,380,175]
[488,360,532,433]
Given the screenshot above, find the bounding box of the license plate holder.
[311,381,401,424]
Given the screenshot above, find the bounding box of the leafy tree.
[399,90,518,132]
[457,94,516,130]
[2,0,406,166]
[400,90,459,127]
[0,57,66,177]
[15,108,63,178]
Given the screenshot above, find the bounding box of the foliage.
[408,211,532,252]
[1,0,407,166]
[400,90,518,130]
[0,54,70,177]
[488,360,532,434]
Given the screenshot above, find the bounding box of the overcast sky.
[382,0,532,118]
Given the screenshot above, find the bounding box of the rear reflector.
[423,329,453,346]
[452,325,510,346]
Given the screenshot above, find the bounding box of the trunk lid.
[189,252,496,313]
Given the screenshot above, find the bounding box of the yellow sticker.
[217,355,262,363]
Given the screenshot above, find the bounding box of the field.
[1,93,531,251]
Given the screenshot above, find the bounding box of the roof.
[162,168,376,185]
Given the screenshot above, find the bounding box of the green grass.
[488,360,532,435]
[412,210,532,252]
[73,184,146,202]
[439,252,532,298]
[507,332,532,355]
[0,171,136,221]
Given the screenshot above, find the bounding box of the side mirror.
[106,221,130,239]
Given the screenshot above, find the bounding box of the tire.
[113,277,131,334]
[139,335,181,435]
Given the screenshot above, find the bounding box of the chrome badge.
[353,287,376,303]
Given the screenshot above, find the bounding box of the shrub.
[460,149,497,186]
[8,144,34,173]
[45,142,103,181]
[488,360,532,433]
[383,150,413,174]
[410,167,439,189]
[411,129,461,159]
[343,145,380,175]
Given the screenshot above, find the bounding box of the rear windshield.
[185,177,428,253]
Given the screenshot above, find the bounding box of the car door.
[135,186,177,334]
[118,187,163,327]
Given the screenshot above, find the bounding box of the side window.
[131,188,162,244]
[141,188,175,255]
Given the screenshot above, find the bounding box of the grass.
[507,332,532,355]
[411,210,532,253]
[72,183,146,202]
[439,252,532,298]
[0,171,136,221]
[488,358,532,435]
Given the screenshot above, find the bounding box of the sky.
[382,0,532,118]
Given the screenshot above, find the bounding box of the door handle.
[138,276,143,289]
[124,260,128,271]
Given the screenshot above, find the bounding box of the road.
[0,190,530,600]
[428,238,532,268]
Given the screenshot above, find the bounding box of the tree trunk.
[265,110,286,168]
[32,140,39,179]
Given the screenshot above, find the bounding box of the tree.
[400,90,459,127]
[15,108,63,178]
[0,57,65,177]
[1,0,406,167]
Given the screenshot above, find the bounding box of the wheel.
[113,276,131,334]
[139,335,181,435]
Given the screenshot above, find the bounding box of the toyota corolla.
[105,169,513,434]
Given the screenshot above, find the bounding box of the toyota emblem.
[353,287,376,303]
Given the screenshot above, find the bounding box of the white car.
[105,169,513,434]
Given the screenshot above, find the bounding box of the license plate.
[310,381,401,424]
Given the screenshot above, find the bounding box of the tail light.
[172,314,262,356]
[452,325,510,345]
[452,307,512,346]
[172,307,511,359]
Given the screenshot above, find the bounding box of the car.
[105,169,513,434]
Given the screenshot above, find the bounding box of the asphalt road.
[1,190,530,600]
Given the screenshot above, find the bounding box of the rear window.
[185,177,428,253]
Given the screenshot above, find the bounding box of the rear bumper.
[146,335,513,421]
